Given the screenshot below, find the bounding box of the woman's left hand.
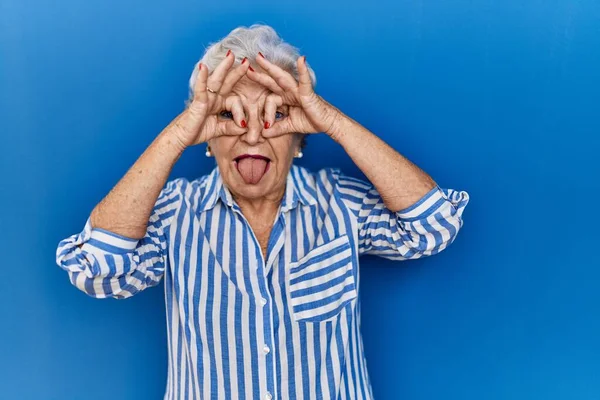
[247,54,342,138]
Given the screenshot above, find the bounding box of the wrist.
[316,97,345,140]
[325,110,348,143]
[167,108,208,150]
[156,130,188,158]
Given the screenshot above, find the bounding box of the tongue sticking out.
[236,157,269,184]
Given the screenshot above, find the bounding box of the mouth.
[233,154,272,185]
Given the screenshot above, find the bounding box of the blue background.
[1,0,599,398]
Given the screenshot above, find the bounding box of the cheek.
[209,137,237,166]
[270,135,298,165]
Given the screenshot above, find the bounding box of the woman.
[56,25,469,400]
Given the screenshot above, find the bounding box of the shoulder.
[291,165,338,194]
[162,171,214,200]
[291,164,371,198]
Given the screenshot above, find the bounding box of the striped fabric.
[56,165,469,400]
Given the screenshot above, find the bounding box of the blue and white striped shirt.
[56,165,469,400]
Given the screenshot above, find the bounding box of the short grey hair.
[186,24,317,108]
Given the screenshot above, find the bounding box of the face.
[208,75,301,203]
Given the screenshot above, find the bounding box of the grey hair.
[185,24,317,108]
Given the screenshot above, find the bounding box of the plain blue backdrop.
[1,0,599,399]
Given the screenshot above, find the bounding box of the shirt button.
[260,297,267,306]
[263,345,270,354]
[265,392,272,400]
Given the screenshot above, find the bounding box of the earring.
[205,145,212,157]
[295,150,303,159]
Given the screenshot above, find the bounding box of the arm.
[56,52,251,298]
[55,121,191,299]
[327,103,469,259]
[89,53,251,236]
[249,54,469,259]
[89,129,185,239]
[250,53,437,211]
[335,171,469,259]
[56,177,185,298]
[328,112,436,212]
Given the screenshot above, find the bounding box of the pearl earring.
[205,146,212,157]
[295,150,303,159]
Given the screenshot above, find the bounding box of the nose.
[239,112,265,146]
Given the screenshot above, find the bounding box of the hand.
[246,54,342,138]
[170,52,251,149]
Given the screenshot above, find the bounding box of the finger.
[262,118,294,139]
[215,120,245,138]
[220,58,251,95]
[192,63,209,105]
[255,53,299,91]
[246,69,284,95]
[215,116,246,138]
[226,96,247,128]
[222,120,247,136]
[297,56,313,96]
[206,50,236,94]
[263,94,283,131]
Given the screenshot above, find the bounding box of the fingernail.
[241,120,247,128]
[242,57,247,64]
[303,55,307,63]
[226,49,232,57]
[264,121,270,129]
[198,63,202,70]
[248,66,255,72]
[258,51,265,59]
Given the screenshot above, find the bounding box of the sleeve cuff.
[396,186,448,221]
[82,227,140,255]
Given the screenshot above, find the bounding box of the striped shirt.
[56,164,469,400]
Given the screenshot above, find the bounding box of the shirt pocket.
[287,234,357,323]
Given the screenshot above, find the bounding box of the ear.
[296,132,306,148]
[205,138,215,156]
[293,134,305,158]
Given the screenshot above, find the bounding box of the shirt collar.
[197,164,318,213]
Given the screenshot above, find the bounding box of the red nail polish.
[264,121,270,129]
[241,120,247,128]
[198,63,202,70]
[258,51,265,59]
[226,49,232,57]
[242,57,247,64]
[248,66,255,72]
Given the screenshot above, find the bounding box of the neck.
[232,187,284,222]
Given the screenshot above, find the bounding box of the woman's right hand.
[170,51,250,149]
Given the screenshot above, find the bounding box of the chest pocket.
[287,234,357,323]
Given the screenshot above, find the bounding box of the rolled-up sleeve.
[55,178,186,299]
[335,172,469,260]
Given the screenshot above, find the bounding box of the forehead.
[230,75,270,103]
